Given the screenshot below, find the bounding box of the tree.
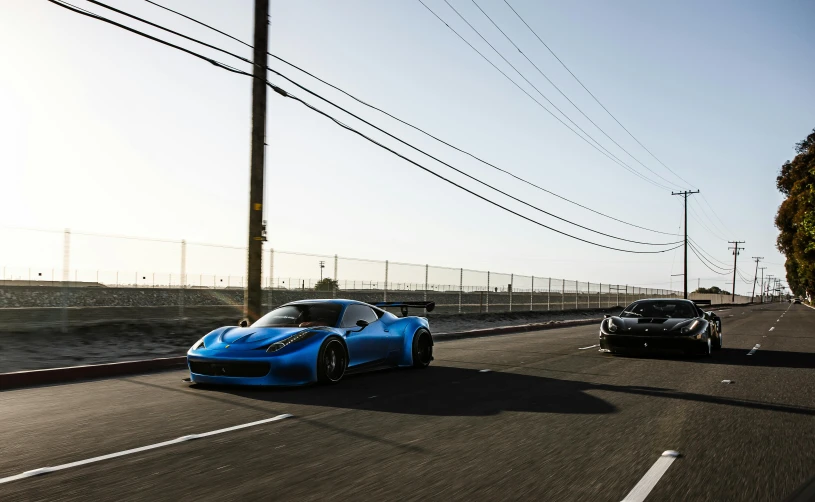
[775,128,815,298]
[314,278,339,292]
[694,286,731,295]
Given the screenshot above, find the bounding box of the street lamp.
[319,261,325,282]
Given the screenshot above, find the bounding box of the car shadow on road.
[197,365,618,417]
[624,347,815,369]
[195,359,815,419]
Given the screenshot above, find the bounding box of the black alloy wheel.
[317,338,347,384]
[412,329,433,368]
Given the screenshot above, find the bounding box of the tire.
[713,330,723,351]
[411,329,433,368]
[317,338,347,384]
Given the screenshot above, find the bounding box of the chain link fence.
[0,228,683,327]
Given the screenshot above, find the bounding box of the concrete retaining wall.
[0,285,671,329]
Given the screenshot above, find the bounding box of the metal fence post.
[598,283,602,308]
[458,268,463,313]
[509,273,513,311]
[625,284,628,305]
[575,280,579,309]
[486,271,490,313]
[61,228,70,333]
[384,260,388,301]
[559,279,563,310]
[547,277,551,310]
[179,239,186,319]
[530,276,534,311]
[424,264,428,302]
[333,253,338,299]
[269,248,275,308]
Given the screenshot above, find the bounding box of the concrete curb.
[0,356,187,391]
[435,318,600,341]
[0,318,605,390]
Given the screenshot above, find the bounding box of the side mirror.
[239,319,249,328]
[356,319,369,328]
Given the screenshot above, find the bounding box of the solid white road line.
[579,344,600,350]
[747,344,761,356]
[0,414,292,485]
[621,450,680,502]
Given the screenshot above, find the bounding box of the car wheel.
[317,338,347,384]
[411,329,433,368]
[713,331,723,351]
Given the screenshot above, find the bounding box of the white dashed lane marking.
[0,414,293,485]
[747,344,761,356]
[769,327,775,332]
[621,450,681,502]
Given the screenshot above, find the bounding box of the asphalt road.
[1,302,813,501]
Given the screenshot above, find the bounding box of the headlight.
[191,337,206,350]
[266,330,318,352]
[681,320,700,334]
[606,318,619,333]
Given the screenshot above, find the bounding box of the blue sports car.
[187,299,435,386]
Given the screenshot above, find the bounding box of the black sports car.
[599,299,722,356]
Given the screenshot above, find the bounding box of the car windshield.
[620,300,697,319]
[253,303,343,328]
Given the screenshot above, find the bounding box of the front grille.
[189,360,270,377]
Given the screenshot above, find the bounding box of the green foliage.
[314,278,339,292]
[775,128,815,297]
[694,286,731,295]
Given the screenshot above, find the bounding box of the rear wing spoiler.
[369,301,435,317]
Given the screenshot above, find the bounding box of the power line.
[688,241,730,275]
[502,0,695,190]
[698,193,735,238]
[142,0,682,237]
[503,0,741,245]
[282,86,682,253]
[688,237,730,267]
[470,0,682,190]
[688,204,727,241]
[688,243,729,276]
[417,0,672,190]
[69,0,682,247]
[47,0,684,255]
[691,197,732,239]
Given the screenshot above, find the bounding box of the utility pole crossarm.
[671,190,699,299]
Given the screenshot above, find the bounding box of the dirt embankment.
[0,308,617,373]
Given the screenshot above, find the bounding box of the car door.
[340,304,389,367]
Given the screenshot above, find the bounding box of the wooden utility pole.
[751,257,763,302]
[758,267,766,303]
[671,190,699,299]
[728,241,745,303]
[244,0,269,322]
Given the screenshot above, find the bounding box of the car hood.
[204,326,337,349]
[610,316,699,335]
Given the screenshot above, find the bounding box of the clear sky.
[2,0,813,294]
